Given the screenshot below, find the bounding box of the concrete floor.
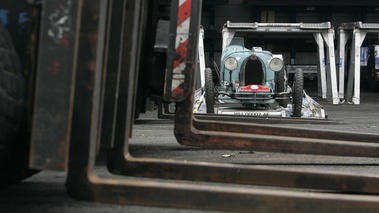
[1,86,379,212]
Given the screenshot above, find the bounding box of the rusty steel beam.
[191,115,379,143]
[68,168,379,213]
[30,0,79,170]
[99,0,126,149]
[108,153,379,194]
[195,113,344,125]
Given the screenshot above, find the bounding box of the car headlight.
[224,57,238,70]
[269,57,284,71]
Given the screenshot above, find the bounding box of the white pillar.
[198,27,206,88]
[337,28,349,100]
[313,33,327,99]
[322,29,339,104]
[350,29,367,104]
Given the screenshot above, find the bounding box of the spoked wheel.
[292,68,304,117]
[204,68,215,113]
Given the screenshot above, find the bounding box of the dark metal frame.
[29,0,379,212]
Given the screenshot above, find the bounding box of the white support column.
[198,26,206,88]
[337,28,349,100]
[221,27,235,53]
[313,33,327,99]
[322,29,339,105]
[346,29,367,104]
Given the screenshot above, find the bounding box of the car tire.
[275,69,286,92]
[205,68,215,113]
[275,69,289,107]
[292,68,304,117]
[0,23,37,187]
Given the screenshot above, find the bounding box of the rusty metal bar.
[99,0,126,149]
[191,116,379,143]
[68,171,379,213]
[195,113,344,125]
[30,0,79,170]
[68,164,379,213]
[108,153,379,194]
[130,0,148,130]
[93,0,109,153]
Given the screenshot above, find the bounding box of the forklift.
[2,0,379,212]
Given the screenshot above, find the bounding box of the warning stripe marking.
[171,0,191,98]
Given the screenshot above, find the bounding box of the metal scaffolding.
[338,21,379,104]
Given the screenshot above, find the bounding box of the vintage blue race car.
[205,37,304,117]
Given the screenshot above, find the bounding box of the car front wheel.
[204,68,215,113]
[292,68,304,117]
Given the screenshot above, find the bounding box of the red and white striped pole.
[164,0,202,102]
[171,0,192,98]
